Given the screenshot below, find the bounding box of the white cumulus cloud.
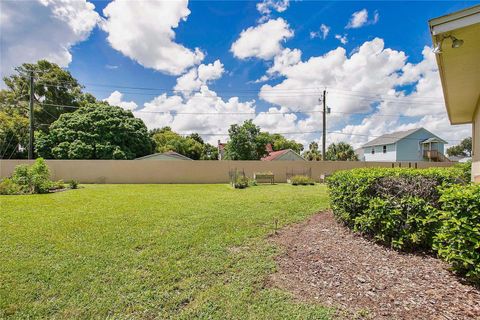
[101,0,204,76]
[107,86,256,144]
[104,90,138,111]
[230,18,293,60]
[257,38,469,148]
[174,60,225,96]
[1,0,99,81]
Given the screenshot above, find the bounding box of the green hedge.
[434,184,480,282]
[327,167,479,283]
[327,167,462,250]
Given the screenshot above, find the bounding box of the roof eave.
[429,5,480,124]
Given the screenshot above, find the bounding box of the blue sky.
[1,0,476,147]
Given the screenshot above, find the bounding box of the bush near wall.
[0,158,66,195]
[290,175,315,186]
[327,167,479,283]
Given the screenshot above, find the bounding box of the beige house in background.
[429,5,480,182]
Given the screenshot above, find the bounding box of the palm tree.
[325,142,358,161]
[303,142,322,161]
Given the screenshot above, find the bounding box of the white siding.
[363,143,396,162]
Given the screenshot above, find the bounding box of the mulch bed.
[269,211,480,319]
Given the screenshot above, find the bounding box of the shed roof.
[136,151,193,160]
[261,149,305,161]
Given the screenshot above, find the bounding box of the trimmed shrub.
[433,184,480,282]
[327,167,464,249]
[327,166,480,283]
[290,175,315,186]
[355,196,440,250]
[453,160,472,183]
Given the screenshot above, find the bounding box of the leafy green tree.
[0,111,29,159]
[150,127,217,160]
[446,137,472,157]
[325,142,358,161]
[1,60,102,131]
[35,104,153,159]
[258,132,303,154]
[303,142,322,161]
[224,120,268,160]
[151,127,186,153]
[201,143,219,160]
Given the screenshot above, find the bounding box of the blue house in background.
[361,128,449,162]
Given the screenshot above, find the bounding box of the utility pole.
[322,89,327,160]
[28,71,34,160]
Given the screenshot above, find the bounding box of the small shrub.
[234,176,249,189]
[290,175,315,186]
[68,179,79,189]
[0,178,22,195]
[50,180,65,191]
[11,164,32,193]
[29,158,52,193]
[1,158,57,195]
[434,184,480,283]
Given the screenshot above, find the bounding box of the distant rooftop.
[136,151,193,160]
[362,128,447,148]
[261,149,290,161]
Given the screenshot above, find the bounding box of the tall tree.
[35,104,153,159]
[224,120,267,160]
[446,137,472,157]
[150,127,217,160]
[261,133,304,154]
[325,142,358,161]
[201,143,219,160]
[303,141,322,161]
[0,111,29,159]
[1,60,94,129]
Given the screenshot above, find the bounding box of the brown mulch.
[269,211,480,319]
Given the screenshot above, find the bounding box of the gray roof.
[422,137,447,144]
[362,128,447,148]
[136,151,193,160]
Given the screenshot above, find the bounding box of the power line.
[34,79,444,102]
[39,102,445,118]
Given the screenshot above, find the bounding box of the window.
[371,148,375,154]
[383,145,387,153]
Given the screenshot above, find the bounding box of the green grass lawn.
[1,184,331,319]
